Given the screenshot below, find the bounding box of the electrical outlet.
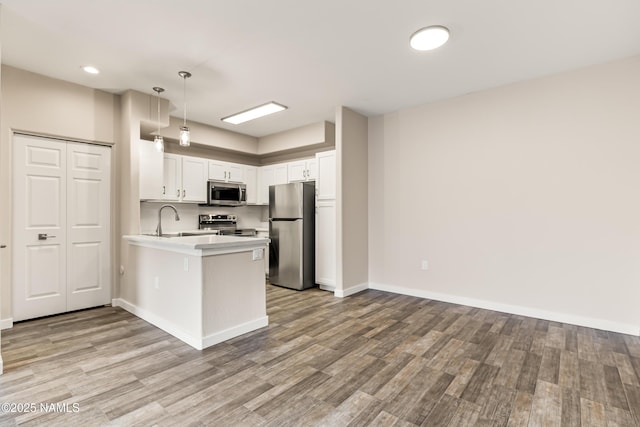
[252,248,264,261]
[421,260,429,270]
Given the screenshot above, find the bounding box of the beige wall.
[336,107,368,295]
[258,121,335,155]
[369,55,640,333]
[0,65,120,323]
[157,116,259,154]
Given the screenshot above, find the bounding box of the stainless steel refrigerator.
[269,182,315,290]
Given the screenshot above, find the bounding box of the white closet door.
[66,142,111,311]
[12,134,68,321]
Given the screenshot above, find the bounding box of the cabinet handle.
[38,234,56,240]
[176,189,180,197]
[162,185,166,195]
[1,245,7,249]
[182,189,186,198]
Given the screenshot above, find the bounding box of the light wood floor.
[1,285,640,426]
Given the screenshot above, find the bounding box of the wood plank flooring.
[1,284,640,426]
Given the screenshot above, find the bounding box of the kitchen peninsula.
[119,234,269,350]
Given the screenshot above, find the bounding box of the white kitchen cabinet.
[139,144,206,203]
[257,164,288,205]
[288,159,317,182]
[315,150,336,290]
[209,160,244,183]
[244,166,258,204]
[162,153,181,201]
[139,139,164,200]
[181,156,207,202]
[316,200,336,290]
[316,150,336,200]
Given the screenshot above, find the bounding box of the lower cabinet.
[315,200,336,290]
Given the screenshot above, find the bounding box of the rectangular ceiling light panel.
[222,102,287,124]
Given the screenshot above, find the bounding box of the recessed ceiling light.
[82,65,100,74]
[222,102,287,125]
[410,25,450,51]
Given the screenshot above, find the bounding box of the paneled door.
[66,142,111,311]
[13,135,68,321]
[12,134,111,321]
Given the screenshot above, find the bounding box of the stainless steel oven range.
[198,214,257,236]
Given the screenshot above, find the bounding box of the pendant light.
[178,71,192,147]
[152,87,165,152]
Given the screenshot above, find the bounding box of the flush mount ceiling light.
[82,65,100,74]
[178,71,192,147]
[410,25,450,51]
[152,87,165,152]
[222,102,287,125]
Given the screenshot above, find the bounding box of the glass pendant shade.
[178,71,192,147]
[179,126,190,147]
[153,135,164,152]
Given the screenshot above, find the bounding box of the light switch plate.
[252,248,264,261]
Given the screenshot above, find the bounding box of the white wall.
[336,107,368,296]
[369,55,640,334]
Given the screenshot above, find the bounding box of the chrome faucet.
[156,204,180,236]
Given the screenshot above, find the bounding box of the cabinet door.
[181,156,207,202]
[208,160,227,181]
[306,159,318,181]
[163,154,181,201]
[274,164,288,185]
[287,160,307,182]
[244,166,258,204]
[316,150,336,200]
[258,166,275,205]
[139,139,164,200]
[316,200,336,288]
[227,163,245,183]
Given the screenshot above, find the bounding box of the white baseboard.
[369,282,640,336]
[112,298,269,350]
[0,318,13,330]
[335,282,369,298]
[201,317,269,349]
[318,284,335,292]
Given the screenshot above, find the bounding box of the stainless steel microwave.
[206,180,247,206]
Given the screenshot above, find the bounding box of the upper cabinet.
[209,160,244,183]
[315,150,336,200]
[139,140,206,203]
[181,156,208,202]
[139,139,164,200]
[257,164,288,205]
[162,154,207,203]
[139,139,335,207]
[244,166,258,205]
[288,159,317,182]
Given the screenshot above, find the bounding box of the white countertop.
[124,234,269,256]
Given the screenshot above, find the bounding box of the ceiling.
[2,0,640,138]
